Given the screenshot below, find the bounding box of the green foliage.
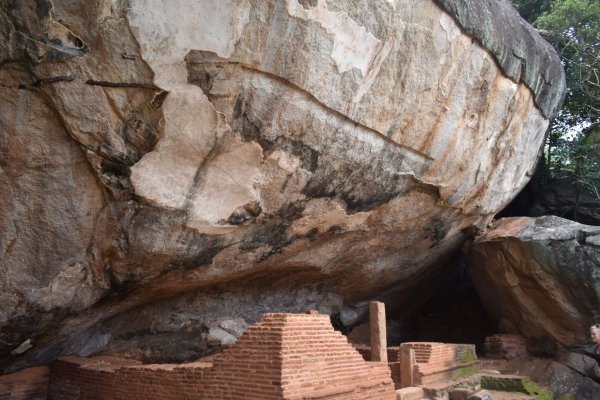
[511,0,553,22]
[536,0,600,125]
[513,0,600,213]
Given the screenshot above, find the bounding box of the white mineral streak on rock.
[130,89,220,209]
[351,33,396,111]
[438,12,461,43]
[285,0,381,76]
[96,0,114,23]
[128,0,264,233]
[127,0,249,87]
[187,136,263,234]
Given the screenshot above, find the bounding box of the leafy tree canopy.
[513,0,600,206]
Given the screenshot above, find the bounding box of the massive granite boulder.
[465,216,600,354]
[0,0,564,371]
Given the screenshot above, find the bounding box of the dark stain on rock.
[124,324,213,364]
[298,0,318,10]
[36,0,53,20]
[151,90,169,109]
[274,137,319,172]
[225,201,262,225]
[303,171,412,213]
[277,201,306,220]
[428,217,450,247]
[328,225,343,234]
[237,201,307,258]
[101,159,129,178]
[238,218,297,260]
[234,95,263,144]
[122,98,164,164]
[305,228,320,241]
[99,272,140,304]
[234,95,319,172]
[174,245,225,271]
[118,327,152,341]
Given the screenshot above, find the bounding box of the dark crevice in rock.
[223,201,262,226]
[151,90,168,108]
[85,79,160,90]
[181,131,227,217]
[396,257,495,353]
[17,74,74,88]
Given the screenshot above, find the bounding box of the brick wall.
[355,345,401,388]
[354,345,401,362]
[46,312,396,400]
[0,366,48,400]
[47,356,212,400]
[400,342,479,385]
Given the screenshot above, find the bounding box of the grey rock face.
[0,0,564,372]
[436,0,566,118]
[465,216,600,353]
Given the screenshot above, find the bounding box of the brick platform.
[200,312,396,399]
[47,312,396,399]
[401,342,479,386]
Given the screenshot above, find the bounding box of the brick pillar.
[400,347,415,388]
[369,301,387,363]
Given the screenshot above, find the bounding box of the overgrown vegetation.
[512,0,600,216]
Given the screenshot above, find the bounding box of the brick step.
[487,390,536,400]
[481,374,551,400]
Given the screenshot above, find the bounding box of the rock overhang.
[0,0,568,372]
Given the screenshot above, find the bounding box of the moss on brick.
[522,377,553,400]
[457,347,477,366]
[450,364,479,380]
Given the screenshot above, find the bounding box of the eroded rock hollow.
[465,216,600,355]
[0,0,564,372]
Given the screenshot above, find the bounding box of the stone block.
[449,387,472,400]
[370,301,387,363]
[396,386,424,400]
[466,389,492,400]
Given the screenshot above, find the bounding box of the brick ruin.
[399,342,479,386]
[45,311,396,400]
[355,342,479,389]
[0,309,501,400]
[47,357,211,400]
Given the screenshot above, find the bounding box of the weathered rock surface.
[0,0,564,372]
[465,216,600,354]
[499,355,600,400]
